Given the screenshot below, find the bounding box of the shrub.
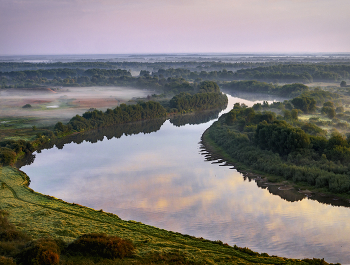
[233,245,259,256]
[67,233,134,259]
[0,148,17,166]
[0,211,30,243]
[0,256,16,265]
[17,238,60,265]
[22,104,32,108]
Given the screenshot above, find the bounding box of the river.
[21,93,350,264]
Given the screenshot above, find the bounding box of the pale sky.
[1,0,349,55]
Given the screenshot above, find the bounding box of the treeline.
[0,68,200,96]
[152,64,350,83]
[0,61,269,73]
[61,82,227,134]
[0,68,132,88]
[233,64,350,83]
[221,80,309,97]
[207,104,350,194]
[169,81,227,112]
[0,68,131,79]
[55,101,167,135]
[153,68,237,81]
[3,63,349,89]
[169,92,227,112]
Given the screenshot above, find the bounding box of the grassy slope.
[0,166,324,264]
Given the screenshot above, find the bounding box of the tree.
[323,101,334,108]
[291,96,316,113]
[291,109,298,120]
[22,104,32,108]
[336,106,344,113]
[198,81,220,93]
[321,106,336,119]
[140,70,150,77]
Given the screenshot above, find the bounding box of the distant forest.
[152,64,350,83]
[1,62,349,90]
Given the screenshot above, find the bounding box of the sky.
[0,0,349,55]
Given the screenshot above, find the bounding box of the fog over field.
[0,86,152,123]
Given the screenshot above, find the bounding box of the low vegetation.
[222,80,309,97]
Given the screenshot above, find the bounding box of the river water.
[21,93,350,264]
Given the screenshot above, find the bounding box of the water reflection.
[169,107,225,127]
[17,108,226,168]
[20,94,350,264]
[17,118,166,168]
[221,90,288,103]
[201,145,350,207]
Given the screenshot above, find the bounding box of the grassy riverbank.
[0,166,334,264]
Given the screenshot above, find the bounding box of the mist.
[0,86,153,124]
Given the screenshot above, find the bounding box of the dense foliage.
[67,233,134,259]
[169,91,227,112]
[291,96,317,113]
[2,62,349,89]
[0,140,35,166]
[232,64,350,83]
[152,64,350,83]
[55,101,167,135]
[207,104,350,194]
[221,80,309,97]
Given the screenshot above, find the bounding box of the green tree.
[198,81,220,93]
[291,109,298,120]
[291,96,316,113]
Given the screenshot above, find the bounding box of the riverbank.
[0,165,329,264]
[201,127,350,205]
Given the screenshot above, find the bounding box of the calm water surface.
[21,94,350,264]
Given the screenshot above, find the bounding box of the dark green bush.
[67,233,134,259]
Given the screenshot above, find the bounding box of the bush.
[0,148,17,166]
[22,104,32,108]
[0,211,30,243]
[17,238,60,265]
[67,233,134,259]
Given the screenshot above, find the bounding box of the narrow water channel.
[21,94,350,264]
